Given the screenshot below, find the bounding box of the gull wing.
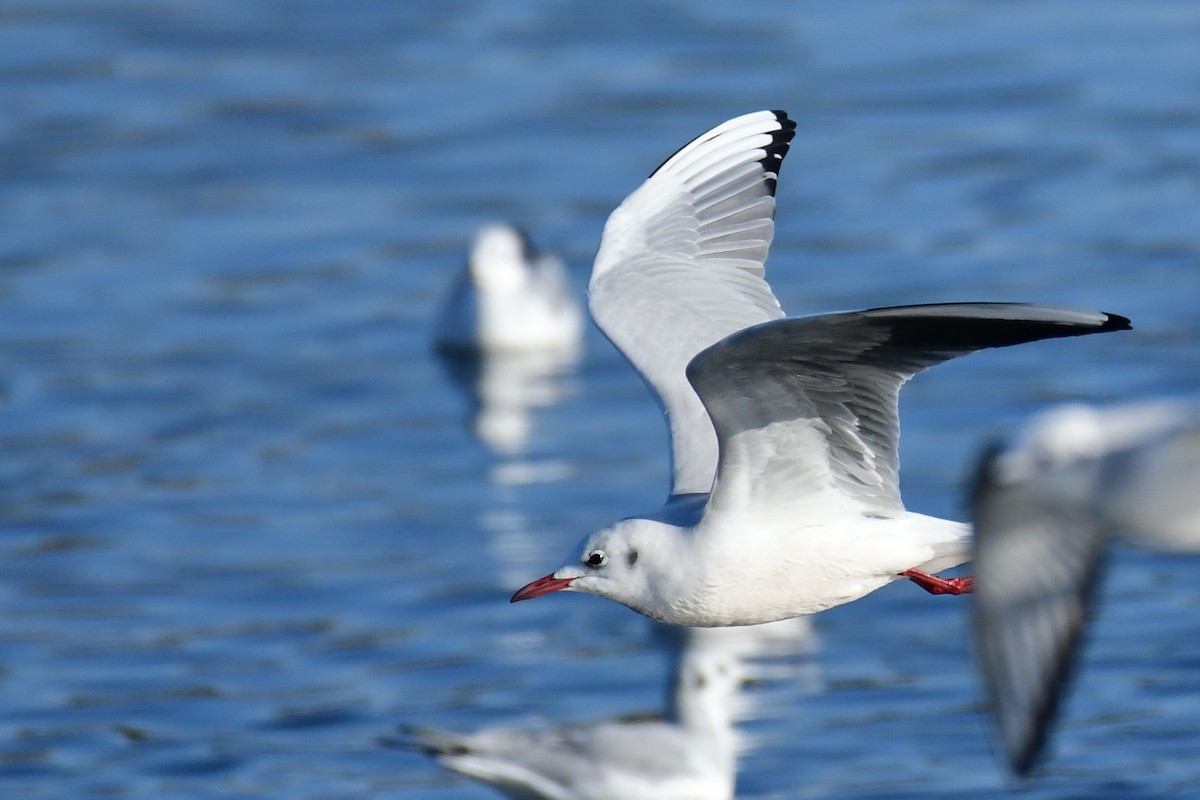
[969,444,1110,777]
[1097,410,1200,549]
[970,401,1200,775]
[400,719,726,799]
[685,303,1131,518]
[589,110,796,496]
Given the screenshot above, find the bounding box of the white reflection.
[672,618,820,747]
[397,618,816,800]
[439,347,580,457]
[479,505,555,592]
[971,399,1200,776]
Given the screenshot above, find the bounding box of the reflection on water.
[440,347,581,458]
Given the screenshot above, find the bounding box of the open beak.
[511,573,575,603]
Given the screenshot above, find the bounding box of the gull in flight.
[511,110,1131,626]
[971,400,1200,775]
[435,222,583,354]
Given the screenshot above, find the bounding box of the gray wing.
[400,724,583,798]
[969,443,1110,776]
[686,303,1131,517]
[402,720,716,799]
[589,110,796,496]
[1098,411,1200,549]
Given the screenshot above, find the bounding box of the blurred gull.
[435,223,582,455]
[394,620,810,800]
[510,109,1131,625]
[435,222,583,354]
[971,400,1200,775]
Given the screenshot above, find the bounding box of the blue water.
[1,1,1198,797]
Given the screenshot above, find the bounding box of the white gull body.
[511,110,1131,626]
[971,400,1200,775]
[398,628,763,800]
[435,222,583,354]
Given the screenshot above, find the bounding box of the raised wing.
[970,442,1110,776]
[686,303,1131,518]
[589,110,796,496]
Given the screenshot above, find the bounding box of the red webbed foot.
[901,569,974,596]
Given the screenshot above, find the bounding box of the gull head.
[510,518,670,615]
[468,223,531,292]
[997,401,1193,483]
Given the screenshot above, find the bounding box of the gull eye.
[584,550,607,568]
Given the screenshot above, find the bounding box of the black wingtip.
[761,111,796,198]
[1099,312,1132,332]
[851,303,1133,354]
[647,110,798,185]
[769,109,797,135]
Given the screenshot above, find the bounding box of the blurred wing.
[1100,412,1200,549]
[400,724,587,797]
[401,720,714,796]
[686,303,1131,518]
[970,446,1110,776]
[589,110,796,496]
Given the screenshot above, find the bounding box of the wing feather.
[686,303,1131,517]
[970,445,1110,776]
[589,110,797,496]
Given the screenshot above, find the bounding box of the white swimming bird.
[397,634,751,800]
[510,110,1131,626]
[435,222,583,354]
[971,400,1200,775]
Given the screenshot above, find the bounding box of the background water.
[2,1,1199,798]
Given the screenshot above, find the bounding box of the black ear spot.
[692,669,707,690]
[627,549,639,567]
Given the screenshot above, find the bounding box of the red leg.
[901,569,974,596]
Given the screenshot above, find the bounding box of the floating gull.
[971,400,1200,775]
[435,222,583,354]
[394,622,800,800]
[510,110,1131,626]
